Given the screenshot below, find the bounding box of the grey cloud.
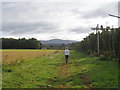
[3,3,27,16]
[2,21,59,35]
[71,27,91,33]
[2,2,33,21]
[2,1,118,40]
[2,2,31,12]
[72,2,118,19]
[82,8,108,19]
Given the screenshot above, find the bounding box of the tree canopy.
[1,38,42,49]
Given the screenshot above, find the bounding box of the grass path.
[56,52,93,88]
[59,60,69,78]
[57,58,92,88]
[80,72,92,88]
[2,50,118,88]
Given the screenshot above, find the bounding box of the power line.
[109,14,120,18]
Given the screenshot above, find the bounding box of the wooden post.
[91,24,100,55]
[96,24,99,55]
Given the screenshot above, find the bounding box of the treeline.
[42,44,68,50]
[71,27,120,63]
[1,38,42,49]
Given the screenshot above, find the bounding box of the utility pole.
[91,24,100,55]
[96,24,99,55]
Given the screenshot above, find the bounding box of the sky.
[1,0,119,41]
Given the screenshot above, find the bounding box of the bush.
[99,51,115,61]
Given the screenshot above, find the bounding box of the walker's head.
[65,47,68,49]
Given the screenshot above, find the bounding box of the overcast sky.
[1,0,119,41]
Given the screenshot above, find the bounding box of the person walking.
[64,47,70,64]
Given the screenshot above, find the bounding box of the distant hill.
[41,39,78,45]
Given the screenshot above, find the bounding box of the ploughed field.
[2,50,118,88]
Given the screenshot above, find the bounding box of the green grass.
[69,51,118,88]
[2,50,118,88]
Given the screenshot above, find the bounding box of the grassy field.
[2,50,118,88]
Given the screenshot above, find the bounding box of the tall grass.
[2,49,61,65]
